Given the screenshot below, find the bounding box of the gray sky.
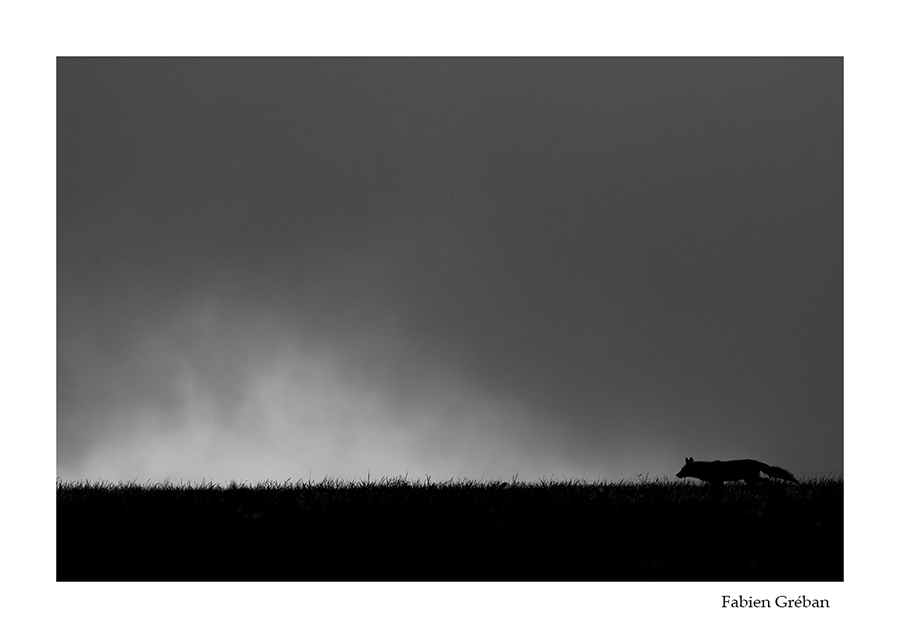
[57,58,842,482]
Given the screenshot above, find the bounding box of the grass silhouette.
[57,476,842,581]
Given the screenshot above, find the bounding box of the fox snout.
[676,456,694,480]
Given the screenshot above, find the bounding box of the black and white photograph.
[8,4,896,634]
[56,56,842,582]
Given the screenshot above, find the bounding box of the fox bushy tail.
[761,463,800,484]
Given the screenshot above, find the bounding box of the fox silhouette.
[675,457,799,484]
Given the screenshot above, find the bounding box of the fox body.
[676,457,799,484]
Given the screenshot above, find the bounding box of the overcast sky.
[57,58,842,482]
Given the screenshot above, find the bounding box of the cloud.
[60,293,592,483]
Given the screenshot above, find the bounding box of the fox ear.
[688,457,694,463]
[684,457,689,464]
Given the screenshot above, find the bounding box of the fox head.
[675,457,694,479]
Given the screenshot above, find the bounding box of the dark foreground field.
[57,477,842,581]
